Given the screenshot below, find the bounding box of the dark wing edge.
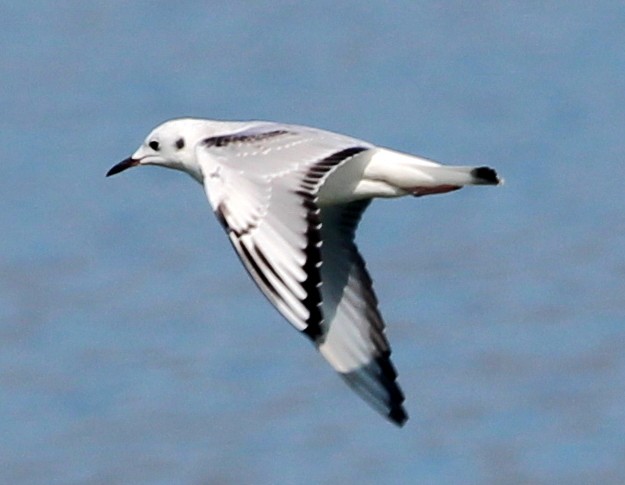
[341,354,408,427]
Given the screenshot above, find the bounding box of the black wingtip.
[339,353,409,427]
[389,406,409,427]
[377,355,408,427]
[471,166,501,185]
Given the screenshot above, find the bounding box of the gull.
[107,118,502,426]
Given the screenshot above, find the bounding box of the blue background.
[2,2,625,483]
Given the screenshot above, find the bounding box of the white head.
[107,118,211,182]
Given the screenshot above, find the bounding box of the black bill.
[106,157,139,177]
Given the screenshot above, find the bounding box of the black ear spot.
[175,138,185,150]
[149,140,160,151]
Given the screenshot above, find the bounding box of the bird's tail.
[408,164,502,196]
[364,148,503,197]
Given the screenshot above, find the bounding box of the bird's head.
[107,118,210,182]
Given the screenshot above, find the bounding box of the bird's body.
[108,118,502,426]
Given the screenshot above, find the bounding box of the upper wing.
[197,123,407,425]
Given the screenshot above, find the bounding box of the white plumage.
[107,118,502,426]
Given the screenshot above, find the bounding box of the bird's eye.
[149,140,160,151]
[175,138,185,150]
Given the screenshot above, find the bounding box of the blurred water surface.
[1,2,625,483]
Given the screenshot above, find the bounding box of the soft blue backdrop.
[2,2,624,483]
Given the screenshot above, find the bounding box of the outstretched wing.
[197,123,407,425]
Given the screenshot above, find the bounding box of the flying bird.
[107,118,502,426]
